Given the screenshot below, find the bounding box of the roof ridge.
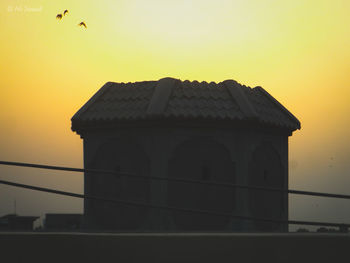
[146,78,179,117]
[222,80,258,119]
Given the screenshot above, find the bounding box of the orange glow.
[0,0,350,225]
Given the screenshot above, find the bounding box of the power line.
[0,178,349,229]
[1,160,350,200]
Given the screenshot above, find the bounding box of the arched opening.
[168,138,235,231]
[87,138,150,230]
[249,142,284,232]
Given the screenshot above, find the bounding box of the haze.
[0,0,349,230]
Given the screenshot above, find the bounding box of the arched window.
[249,142,284,232]
[88,138,150,230]
[263,169,268,182]
[168,138,235,231]
[114,165,121,173]
[113,164,122,197]
[201,163,211,181]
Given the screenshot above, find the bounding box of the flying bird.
[56,14,62,20]
[63,10,68,16]
[78,22,87,28]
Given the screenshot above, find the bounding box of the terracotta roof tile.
[71,77,300,132]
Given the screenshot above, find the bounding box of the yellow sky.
[0,0,350,227]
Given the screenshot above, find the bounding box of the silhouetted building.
[44,214,82,231]
[0,214,38,231]
[71,77,300,232]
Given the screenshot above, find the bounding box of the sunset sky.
[0,0,349,230]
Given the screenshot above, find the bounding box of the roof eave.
[254,86,301,130]
[71,117,294,137]
[71,82,114,122]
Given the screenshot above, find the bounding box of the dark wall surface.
[1,232,348,263]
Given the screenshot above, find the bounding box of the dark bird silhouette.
[56,14,62,20]
[63,10,68,16]
[78,22,87,28]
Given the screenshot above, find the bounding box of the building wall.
[2,233,348,263]
[82,126,288,232]
[83,136,151,230]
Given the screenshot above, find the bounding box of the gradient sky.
[0,0,349,230]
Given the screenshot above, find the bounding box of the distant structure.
[0,214,38,231]
[44,214,82,231]
[71,77,300,232]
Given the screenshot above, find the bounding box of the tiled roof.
[71,77,300,132]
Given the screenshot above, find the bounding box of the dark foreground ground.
[1,232,349,263]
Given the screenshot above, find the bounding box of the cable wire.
[0,178,349,229]
[1,160,350,200]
